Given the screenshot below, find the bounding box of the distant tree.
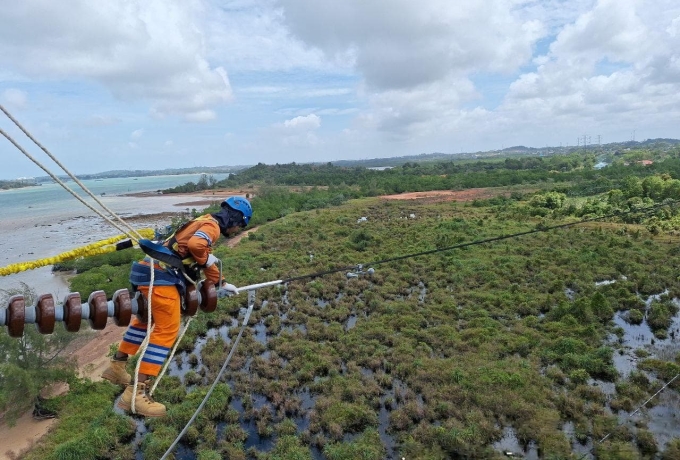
[530,192,566,209]
[664,179,680,199]
[607,189,625,207]
[622,176,643,199]
[642,176,665,200]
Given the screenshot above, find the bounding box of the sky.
[1,0,680,179]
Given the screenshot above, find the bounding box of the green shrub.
[323,428,385,460]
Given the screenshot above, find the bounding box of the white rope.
[148,254,225,395]
[1,104,229,417]
[578,372,680,458]
[150,316,193,396]
[160,290,257,460]
[131,257,156,414]
[0,104,143,240]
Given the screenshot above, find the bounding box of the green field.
[6,146,680,459]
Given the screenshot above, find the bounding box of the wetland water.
[490,285,680,459]
[154,299,400,460]
[137,281,680,459]
[606,292,680,453]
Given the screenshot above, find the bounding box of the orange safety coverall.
[118,215,222,376]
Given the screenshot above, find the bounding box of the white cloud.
[1,88,27,109]
[316,108,359,116]
[205,0,348,73]
[0,0,231,119]
[273,0,548,139]
[238,86,287,95]
[669,16,680,37]
[267,113,322,149]
[549,0,649,63]
[1,0,680,179]
[502,0,680,130]
[278,0,544,90]
[281,131,321,147]
[300,88,353,97]
[356,75,478,138]
[131,129,144,140]
[273,0,680,147]
[282,114,321,130]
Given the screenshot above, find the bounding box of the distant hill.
[327,138,680,168]
[34,165,250,183]
[28,137,680,182]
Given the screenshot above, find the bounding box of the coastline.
[0,189,248,295]
[124,187,254,206]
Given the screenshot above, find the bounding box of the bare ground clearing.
[380,188,513,202]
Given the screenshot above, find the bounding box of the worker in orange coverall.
[101,196,253,417]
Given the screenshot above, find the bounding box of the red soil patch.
[381,188,507,203]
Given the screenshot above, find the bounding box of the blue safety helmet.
[223,196,253,227]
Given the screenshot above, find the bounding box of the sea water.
[0,173,228,295]
[0,174,229,219]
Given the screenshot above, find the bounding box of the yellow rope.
[0,228,155,276]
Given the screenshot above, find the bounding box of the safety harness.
[165,214,219,281]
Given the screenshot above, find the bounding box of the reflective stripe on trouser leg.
[118,285,181,377]
[118,324,147,354]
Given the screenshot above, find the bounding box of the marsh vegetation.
[12,146,680,459]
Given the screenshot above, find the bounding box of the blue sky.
[1,0,680,179]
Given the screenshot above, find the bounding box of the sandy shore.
[125,187,255,207]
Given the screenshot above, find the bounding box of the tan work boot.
[117,382,166,417]
[101,358,132,386]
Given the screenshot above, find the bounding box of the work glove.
[223,282,239,296]
[205,254,219,268]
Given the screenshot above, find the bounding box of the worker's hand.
[205,254,219,268]
[223,282,239,296]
